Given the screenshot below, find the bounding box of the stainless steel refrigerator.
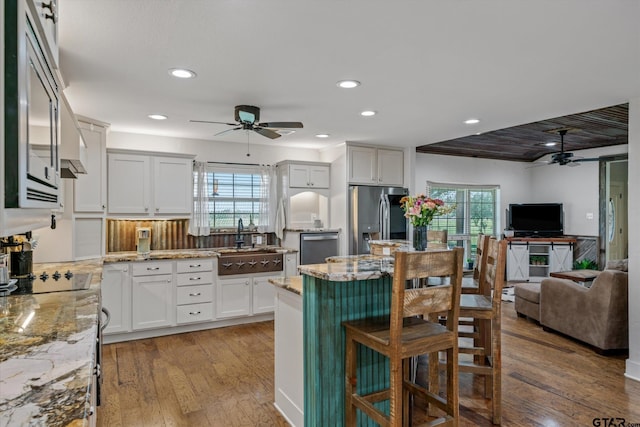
[348,185,409,255]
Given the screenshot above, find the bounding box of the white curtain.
[188,161,211,236]
[258,165,277,232]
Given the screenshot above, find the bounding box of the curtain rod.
[200,161,272,167]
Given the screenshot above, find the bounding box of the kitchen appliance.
[10,249,33,276]
[300,231,339,265]
[4,0,61,209]
[0,255,10,285]
[348,186,409,255]
[13,271,93,295]
[136,227,151,257]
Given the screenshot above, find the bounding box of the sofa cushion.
[606,258,628,272]
[514,282,541,303]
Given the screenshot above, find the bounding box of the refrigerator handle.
[378,195,386,240]
[381,194,390,239]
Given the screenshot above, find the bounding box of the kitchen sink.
[216,248,284,275]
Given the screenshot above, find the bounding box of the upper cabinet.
[75,119,108,213]
[26,0,59,67]
[347,144,404,186]
[107,150,194,216]
[288,163,330,189]
[59,96,87,179]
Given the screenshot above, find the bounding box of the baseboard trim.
[625,359,640,382]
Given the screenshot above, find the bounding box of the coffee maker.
[136,227,151,257]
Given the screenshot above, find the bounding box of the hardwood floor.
[98,304,640,426]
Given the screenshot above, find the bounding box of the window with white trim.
[427,182,500,259]
[193,165,268,230]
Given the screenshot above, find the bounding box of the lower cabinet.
[217,273,279,319]
[101,263,131,334]
[132,273,174,330]
[176,258,215,324]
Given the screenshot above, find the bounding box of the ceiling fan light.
[277,130,296,136]
[361,110,376,117]
[337,80,360,89]
[148,114,168,120]
[545,142,557,147]
[315,134,330,138]
[464,118,480,125]
[168,68,197,79]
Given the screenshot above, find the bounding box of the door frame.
[598,154,628,267]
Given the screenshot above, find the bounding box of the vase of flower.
[400,194,456,251]
[413,225,428,251]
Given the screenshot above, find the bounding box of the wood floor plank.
[98,306,640,426]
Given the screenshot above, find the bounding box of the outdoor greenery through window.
[193,166,266,230]
[427,182,500,260]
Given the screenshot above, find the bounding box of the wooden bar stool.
[461,234,492,294]
[342,247,464,427]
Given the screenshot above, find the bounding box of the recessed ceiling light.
[464,118,480,125]
[337,80,360,89]
[168,68,197,79]
[148,114,168,120]
[361,110,376,117]
[315,134,330,138]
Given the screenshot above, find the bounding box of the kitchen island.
[271,255,397,427]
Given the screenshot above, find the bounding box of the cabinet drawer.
[177,303,214,324]
[176,258,214,273]
[132,261,172,276]
[177,284,214,305]
[176,271,214,286]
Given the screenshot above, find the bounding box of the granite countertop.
[103,246,296,263]
[268,276,303,295]
[0,259,103,427]
[284,228,341,233]
[298,255,395,282]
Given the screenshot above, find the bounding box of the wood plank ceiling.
[416,104,629,162]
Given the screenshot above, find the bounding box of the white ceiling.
[58,1,640,151]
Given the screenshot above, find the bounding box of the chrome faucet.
[236,218,244,248]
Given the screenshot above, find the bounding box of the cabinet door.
[132,274,173,330]
[308,165,330,188]
[289,164,311,188]
[216,277,252,319]
[75,121,106,213]
[101,263,131,335]
[284,253,298,277]
[348,146,377,184]
[507,244,529,281]
[153,156,193,214]
[550,245,573,272]
[108,154,151,214]
[253,276,277,314]
[377,149,404,186]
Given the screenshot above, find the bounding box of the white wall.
[626,97,639,382]
[530,144,628,235]
[320,144,347,254]
[415,153,531,232]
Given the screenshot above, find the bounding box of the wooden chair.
[461,234,492,294]
[448,238,507,425]
[427,229,448,249]
[343,247,464,427]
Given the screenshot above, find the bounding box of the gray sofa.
[539,260,628,353]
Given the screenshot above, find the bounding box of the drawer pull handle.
[147,267,160,271]
[190,264,201,268]
[189,311,201,315]
[189,277,201,281]
[189,292,201,296]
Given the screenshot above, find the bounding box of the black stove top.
[9,271,93,295]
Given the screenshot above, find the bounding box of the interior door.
[605,160,628,262]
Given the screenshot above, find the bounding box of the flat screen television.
[508,203,564,237]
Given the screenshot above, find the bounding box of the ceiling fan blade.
[190,119,238,126]
[254,127,281,139]
[573,157,600,163]
[257,122,303,129]
[214,126,242,137]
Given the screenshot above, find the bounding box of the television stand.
[505,237,576,282]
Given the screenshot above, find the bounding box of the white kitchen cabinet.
[101,263,131,335]
[216,277,252,319]
[284,253,298,277]
[75,119,107,213]
[252,275,278,314]
[131,261,174,330]
[288,163,330,189]
[107,150,194,215]
[175,258,215,325]
[347,144,404,186]
[26,0,58,67]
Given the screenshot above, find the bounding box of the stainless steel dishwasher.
[300,232,339,265]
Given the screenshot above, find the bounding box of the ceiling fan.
[536,129,600,166]
[190,105,303,139]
